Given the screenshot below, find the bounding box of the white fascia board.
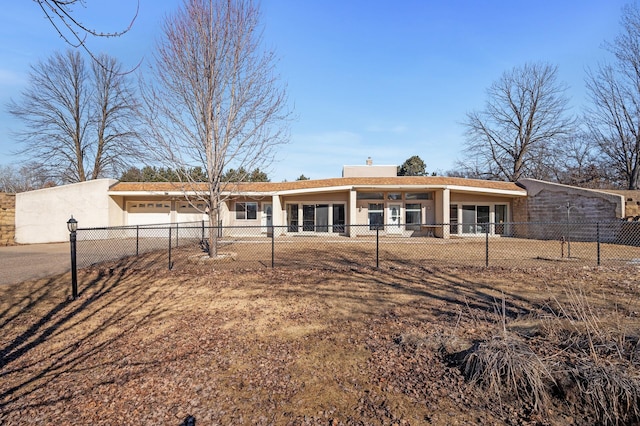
[108,190,277,197]
[444,185,527,197]
[276,185,355,195]
[224,192,277,197]
[107,190,199,197]
[352,184,527,197]
[110,185,526,198]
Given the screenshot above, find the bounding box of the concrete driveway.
[0,243,70,285]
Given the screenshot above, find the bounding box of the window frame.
[405,203,421,230]
[235,201,258,220]
[368,203,384,230]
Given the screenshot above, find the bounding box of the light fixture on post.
[67,216,78,299]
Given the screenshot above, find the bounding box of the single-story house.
[14,162,629,244]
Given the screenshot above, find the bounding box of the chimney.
[366,157,372,166]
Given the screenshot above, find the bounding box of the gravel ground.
[0,243,70,285]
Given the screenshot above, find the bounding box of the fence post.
[176,222,179,248]
[376,225,380,268]
[271,225,275,268]
[201,220,205,242]
[136,225,139,256]
[485,224,489,267]
[597,222,601,266]
[168,227,173,270]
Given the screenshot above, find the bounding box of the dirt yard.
[1,262,640,425]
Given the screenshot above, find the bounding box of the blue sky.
[0,0,630,182]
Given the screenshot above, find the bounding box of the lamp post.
[67,216,78,300]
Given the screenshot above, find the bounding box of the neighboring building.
[13,161,628,244]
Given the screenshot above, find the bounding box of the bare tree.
[546,135,610,188]
[584,3,640,190]
[35,0,138,64]
[462,62,575,182]
[141,0,291,257]
[8,50,139,183]
[91,54,140,179]
[0,163,55,193]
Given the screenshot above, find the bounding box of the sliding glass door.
[289,203,345,233]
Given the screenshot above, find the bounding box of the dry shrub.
[546,286,638,362]
[570,360,640,426]
[541,285,640,424]
[462,334,553,413]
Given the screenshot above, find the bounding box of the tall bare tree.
[462,62,575,182]
[141,0,291,257]
[91,54,140,179]
[584,3,640,190]
[8,50,139,183]
[35,0,138,64]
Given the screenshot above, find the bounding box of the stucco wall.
[16,179,118,244]
[0,193,15,245]
[342,165,397,177]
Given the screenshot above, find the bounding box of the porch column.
[349,189,357,237]
[435,188,450,239]
[271,194,282,229]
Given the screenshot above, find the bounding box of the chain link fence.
[75,221,640,271]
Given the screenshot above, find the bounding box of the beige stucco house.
[14,163,628,244]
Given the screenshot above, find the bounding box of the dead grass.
[1,264,640,425]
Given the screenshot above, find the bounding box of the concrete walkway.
[0,243,70,285]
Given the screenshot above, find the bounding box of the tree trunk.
[208,195,219,258]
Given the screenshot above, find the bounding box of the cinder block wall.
[517,179,623,222]
[0,193,16,245]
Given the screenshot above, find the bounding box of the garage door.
[176,201,208,223]
[127,201,171,225]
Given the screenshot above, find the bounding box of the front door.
[388,204,402,234]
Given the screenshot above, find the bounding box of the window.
[495,204,507,235]
[333,204,345,233]
[387,193,402,200]
[287,204,299,232]
[302,204,315,231]
[462,205,476,233]
[178,202,206,213]
[449,204,458,234]
[406,192,433,200]
[369,203,384,230]
[316,204,329,232]
[405,203,421,230]
[235,202,257,220]
[357,192,384,200]
[462,205,490,234]
[128,202,170,212]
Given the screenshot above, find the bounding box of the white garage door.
[127,202,171,225]
[176,201,208,223]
